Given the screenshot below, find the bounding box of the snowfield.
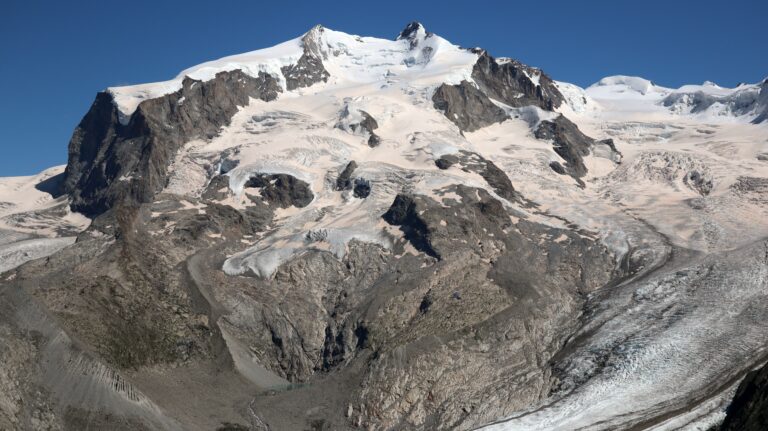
[0,166,89,273]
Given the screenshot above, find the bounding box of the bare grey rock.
[337,107,381,147]
[397,21,432,47]
[335,161,358,191]
[244,174,314,208]
[720,362,768,431]
[534,115,592,178]
[432,81,507,132]
[471,50,565,111]
[64,70,280,217]
[358,111,382,147]
[435,151,518,202]
[352,178,371,198]
[549,160,567,175]
[280,27,331,91]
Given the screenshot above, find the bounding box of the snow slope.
[0,165,89,236]
[108,24,477,124]
[0,166,89,273]
[582,75,766,122]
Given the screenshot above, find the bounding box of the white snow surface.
[0,166,89,273]
[107,24,478,124]
[0,165,90,236]
[579,75,766,122]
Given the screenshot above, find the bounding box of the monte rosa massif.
[1,22,768,431]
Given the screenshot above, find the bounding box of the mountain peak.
[301,24,327,57]
[397,21,430,44]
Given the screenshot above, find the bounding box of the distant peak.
[397,21,429,42]
[302,24,326,40]
[301,24,327,58]
[590,75,665,93]
[593,75,654,86]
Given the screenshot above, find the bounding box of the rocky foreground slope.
[1,22,768,430]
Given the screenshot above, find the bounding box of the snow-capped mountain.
[1,22,768,431]
[581,75,768,122]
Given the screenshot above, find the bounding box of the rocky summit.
[1,22,768,431]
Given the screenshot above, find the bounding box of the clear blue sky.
[2,0,766,176]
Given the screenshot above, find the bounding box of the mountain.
[1,22,768,430]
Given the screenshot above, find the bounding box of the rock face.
[534,115,593,178]
[244,174,314,208]
[432,81,507,132]
[432,50,569,133]
[352,178,371,198]
[397,21,432,45]
[534,114,620,181]
[64,70,281,216]
[431,51,617,181]
[361,185,616,428]
[281,26,331,90]
[281,54,329,91]
[337,106,382,147]
[359,111,382,147]
[471,51,565,111]
[335,161,358,191]
[434,151,518,201]
[720,363,768,431]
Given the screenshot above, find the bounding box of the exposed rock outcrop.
[432,51,568,132]
[281,26,331,90]
[353,185,617,428]
[244,174,314,208]
[534,115,593,179]
[535,114,620,181]
[352,178,371,198]
[397,21,432,47]
[720,363,768,431]
[336,106,382,147]
[64,70,281,217]
[335,161,358,191]
[432,81,507,132]
[358,111,381,147]
[471,51,565,111]
[435,151,518,201]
